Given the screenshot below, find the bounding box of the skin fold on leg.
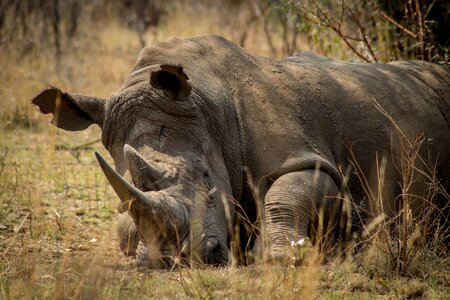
[264,169,340,263]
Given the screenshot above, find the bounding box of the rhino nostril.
[206,239,217,250]
[205,239,227,265]
[208,187,218,197]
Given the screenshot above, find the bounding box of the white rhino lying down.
[33,35,450,267]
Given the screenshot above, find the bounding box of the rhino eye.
[158,125,167,141]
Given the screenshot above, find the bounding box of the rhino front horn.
[95,152,188,239]
[95,152,156,212]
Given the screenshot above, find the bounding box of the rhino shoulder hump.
[285,51,334,63]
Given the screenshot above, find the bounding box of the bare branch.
[0,212,30,260]
[338,0,345,32]
[373,3,417,39]
[344,3,378,62]
[296,0,372,62]
[56,138,101,163]
[414,0,426,60]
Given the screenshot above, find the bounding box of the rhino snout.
[96,147,230,267]
[95,151,189,235]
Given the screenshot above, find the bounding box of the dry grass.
[1,2,449,299]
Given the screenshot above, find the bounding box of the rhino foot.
[265,237,314,266]
[117,212,140,256]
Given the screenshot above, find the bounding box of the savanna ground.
[1,1,449,298]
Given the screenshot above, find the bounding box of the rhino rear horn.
[123,144,172,190]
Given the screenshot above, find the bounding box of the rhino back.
[245,57,450,216]
[126,35,450,214]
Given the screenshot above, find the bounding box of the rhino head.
[32,63,239,267]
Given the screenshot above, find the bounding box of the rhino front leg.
[264,169,339,263]
[117,211,140,256]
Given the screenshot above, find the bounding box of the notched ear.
[150,65,192,101]
[32,87,105,131]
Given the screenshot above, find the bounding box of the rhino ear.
[150,65,192,101]
[32,87,105,131]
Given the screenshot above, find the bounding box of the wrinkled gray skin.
[33,35,450,267]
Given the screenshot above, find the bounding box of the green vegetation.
[0,1,448,298]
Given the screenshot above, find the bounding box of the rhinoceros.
[33,35,450,267]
